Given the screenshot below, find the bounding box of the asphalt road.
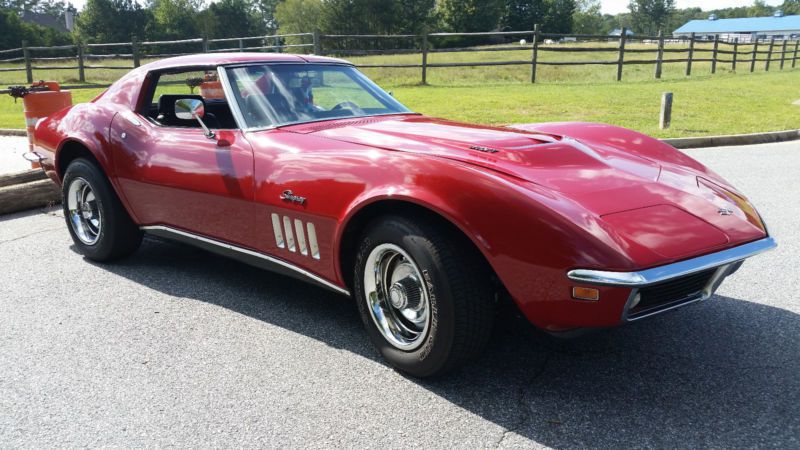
[1,141,798,448]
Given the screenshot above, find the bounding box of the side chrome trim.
[282,216,296,252]
[294,219,308,256]
[141,225,350,296]
[567,237,776,287]
[306,222,320,260]
[270,213,285,248]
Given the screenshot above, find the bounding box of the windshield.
[224,64,412,129]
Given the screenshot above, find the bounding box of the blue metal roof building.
[673,13,800,40]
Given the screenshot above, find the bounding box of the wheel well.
[57,140,101,178]
[338,200,499,292]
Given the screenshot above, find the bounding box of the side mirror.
[174,98,214,139]
[174,98,204,120]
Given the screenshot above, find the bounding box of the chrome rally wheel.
[62,158,142,261]
[66,177,102,245]
[354,215,495,378]
[363,244,430,351]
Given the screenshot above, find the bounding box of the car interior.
[142,71,238,130]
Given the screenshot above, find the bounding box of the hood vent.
[298,117,396,133]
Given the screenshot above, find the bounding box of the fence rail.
[1,27,798,89]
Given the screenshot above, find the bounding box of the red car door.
[110,110,256,248]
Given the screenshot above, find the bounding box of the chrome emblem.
[717,207,734,216]
[280,190,306,205]
[469,145,500,154]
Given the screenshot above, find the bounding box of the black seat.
[156,94,220,129]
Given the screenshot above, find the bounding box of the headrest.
[157,94,205,119]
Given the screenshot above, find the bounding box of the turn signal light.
[572,287,600,301]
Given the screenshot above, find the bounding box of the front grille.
[630,268,717,317]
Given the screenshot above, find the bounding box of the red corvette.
[31,54,775,377]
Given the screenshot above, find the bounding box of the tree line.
[2,0,800,51]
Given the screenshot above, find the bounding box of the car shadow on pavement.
[82,236,800,448]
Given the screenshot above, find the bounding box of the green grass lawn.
[1,42,798,137]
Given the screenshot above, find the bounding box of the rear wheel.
[354,215,495,378]
[62,158,142,261]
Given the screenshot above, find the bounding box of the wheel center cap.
[388,277,423,311]
[389,285,407,309]
[80,203,92,219]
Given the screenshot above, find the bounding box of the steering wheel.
[331,101,365,116]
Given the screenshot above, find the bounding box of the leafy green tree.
[148,0,202,39]
[205,0,258,38]
[439,0,504,32]
[781,0,800,14]
[544,0,576,33]
[76,0,152,43]
[501,0,546,31]
[748,0,774,17]
[573,0,603,34]
[251,0,279,34]
[275,0,324,37]
[0,7,72,49]
[628,0,675,34]
[0,8,27,49]
[393,0,436,34]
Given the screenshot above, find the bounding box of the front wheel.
[62,158,142,261]
[354,215,495,378]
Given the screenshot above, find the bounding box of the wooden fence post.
[660,92,673,129]
[686,33,695,76]
[654,30,664,79]
[750,39,758,72]
[793,39,799,68]
[780,39,787,69]
[732,38,738,71]
[131,35,140,68]
[77,41,85,82]
[765,37,775,71]
[239,39,244,52]
[421,31,428,85]
[202,36,209,53]
[313,29,321,55]
[531,24,540,83]
[616,27,627,81]
[711,35,719,74]
[22,40,33,83]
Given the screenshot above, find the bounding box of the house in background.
[673,11,800,42]
[19,8,77,33]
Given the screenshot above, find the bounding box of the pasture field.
[1,42,798,137]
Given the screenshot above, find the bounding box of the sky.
[65,0,786,16]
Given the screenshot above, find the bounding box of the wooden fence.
[1,27,799,88]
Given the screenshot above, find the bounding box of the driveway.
[1,141,798,448]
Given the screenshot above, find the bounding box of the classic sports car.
[32,53,775,377]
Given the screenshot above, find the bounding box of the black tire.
[353,215,495,378]
[62,158,142,261]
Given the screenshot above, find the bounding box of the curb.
[662,129,800,149]
[0,129,27,137]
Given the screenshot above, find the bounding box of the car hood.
[285,115,766,262]
[289,115,661,196]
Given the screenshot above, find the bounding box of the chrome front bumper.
[567,237,777,322]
